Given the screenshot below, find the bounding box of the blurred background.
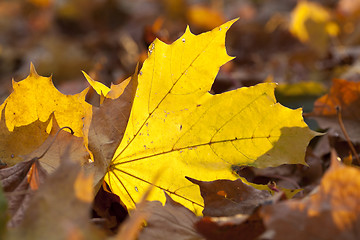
[0,0,359,112]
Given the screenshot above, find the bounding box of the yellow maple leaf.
[0,64,92,137]
[106,19,318,214]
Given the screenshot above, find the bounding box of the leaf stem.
[336,106,360,165]
[37,126,74,160]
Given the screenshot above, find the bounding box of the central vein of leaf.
[113,135,278,166]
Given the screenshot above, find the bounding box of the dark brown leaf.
[92,183,128,234]
[137,193,203,240]
[195,208,265,240]
[83,68,138,188]
[0,158,47,227]
[187,177,271,217]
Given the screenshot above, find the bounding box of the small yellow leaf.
[0,64,92,137]
[290,1,339,43]
[107,19,318,214]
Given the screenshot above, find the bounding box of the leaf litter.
[0,14,358,240]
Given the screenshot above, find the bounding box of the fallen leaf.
[92,183,128,234]
[290,1,339,55]
[0,63,92,137]
[0,61,136,192]
[7,149,104,240]
[23,115,90,173]
[261,153,360,240]
[312,79,360,117]
[107,19,317,213]
[0,106,50,166]
[83,69,137,187]
[310,78,360,143]
[187,178,271,217]
[290,1,339,41]
[195,209,265,240]
[0,158,47,227]
[137,193,203,240]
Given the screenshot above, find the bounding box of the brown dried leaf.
[195,209,265,240]
[7,150,104,240]
[83,69,137,187]
[0,159,47,227]
[23,116,90,173]
[137,194,203,240]
[187,177,271,217]
[92,183,128,234]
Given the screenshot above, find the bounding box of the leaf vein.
[113,34,218,162]
[112,167,203,207]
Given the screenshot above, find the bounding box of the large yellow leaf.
[0,64,91,137]
[107,19,318,214]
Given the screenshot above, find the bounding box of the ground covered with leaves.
[1,0,360,240]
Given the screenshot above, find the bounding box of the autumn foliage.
[1,1,360,239]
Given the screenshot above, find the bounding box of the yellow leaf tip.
[220,18,239,29]
[82,71,110,96]
[29,62,40,78]
[82,71,92,81]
